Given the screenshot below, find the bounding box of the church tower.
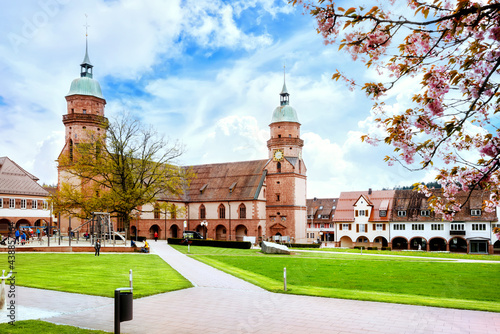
[265,77,307,243]
[59,38,107,164]
[57,37,107,235]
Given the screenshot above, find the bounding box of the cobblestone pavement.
[6,241,500,334]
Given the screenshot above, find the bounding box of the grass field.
[0,320,110,334]
[172,245,500,312]
[0,253,192,298]
[296,247,500,261]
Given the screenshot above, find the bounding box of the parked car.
[182,231,204,239]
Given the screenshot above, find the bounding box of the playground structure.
[72,212,127,246]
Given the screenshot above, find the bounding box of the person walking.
[94,239,101,256]
[14,229,20,244]
[154,231,158,242]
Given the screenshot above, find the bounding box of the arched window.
[277,162,281,173]
[219,204,226,219]
[239,204,246,219]
[199,204,206,219]
[170,204,176,219]
[154,204,160,219]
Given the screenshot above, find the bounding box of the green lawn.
[172,245,500,312]
[0,320,110,334]
[295,247,500,261]
[0,253,192,298]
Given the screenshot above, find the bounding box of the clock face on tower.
[273,149,284,161]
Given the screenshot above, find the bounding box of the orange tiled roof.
[332,190,395,222]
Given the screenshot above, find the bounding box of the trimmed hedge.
[285,243,321,248]
[167,238,251,249]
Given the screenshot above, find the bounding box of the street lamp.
[201,220,208,239]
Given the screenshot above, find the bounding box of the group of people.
[14,227,43,245]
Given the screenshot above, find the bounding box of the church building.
[57,44,307,243]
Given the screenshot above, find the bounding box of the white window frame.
[359,224,366,233]
[376,223,383,231]
[43,201,48,210]
[342,223,350,230]
[412,224,424,231]
[20,199,26,209]
[398,210,406,217]
[472,224,486,231]
[394,223,405,230]
[320,224,324,229]
[471,209,481,216]
[9,198,15,209]
[329,223,333,228]
[431,224,444,230]
[32,199,37,209]
[358,210,365,216]
[451,223,465,231]
[420,210,430,216]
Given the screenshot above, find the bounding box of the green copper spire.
[271,74,299,124]
[80,37,93,78]
[66,22,104,100]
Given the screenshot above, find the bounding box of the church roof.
[66,77,104,99]
[271,105,299,123]
[0,157,49,196]
[159,159,268,203]
[271,80,299,123]
[66,38,104,100]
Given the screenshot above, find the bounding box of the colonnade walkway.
[10,242,500,333]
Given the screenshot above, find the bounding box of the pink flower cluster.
[298,0,500,218]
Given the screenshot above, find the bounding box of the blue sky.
[0,0,433,197]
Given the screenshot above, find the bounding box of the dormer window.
[397,210,407,217]
[471,209,481,216]
[420,210,431,216]
[83,109,87,114]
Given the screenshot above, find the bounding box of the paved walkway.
[6,242,500,333]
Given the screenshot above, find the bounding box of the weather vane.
[84,14,90,37]
[283,61,286,83]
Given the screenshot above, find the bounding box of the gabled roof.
[306,198,338,219]
[160,159,268,203]
[333,190,395,222]
[392,189,497,222]
[0,157,49,196]
[354,194,373,207]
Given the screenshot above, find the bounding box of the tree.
[295,0,500,218]
[52,114,190,238]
